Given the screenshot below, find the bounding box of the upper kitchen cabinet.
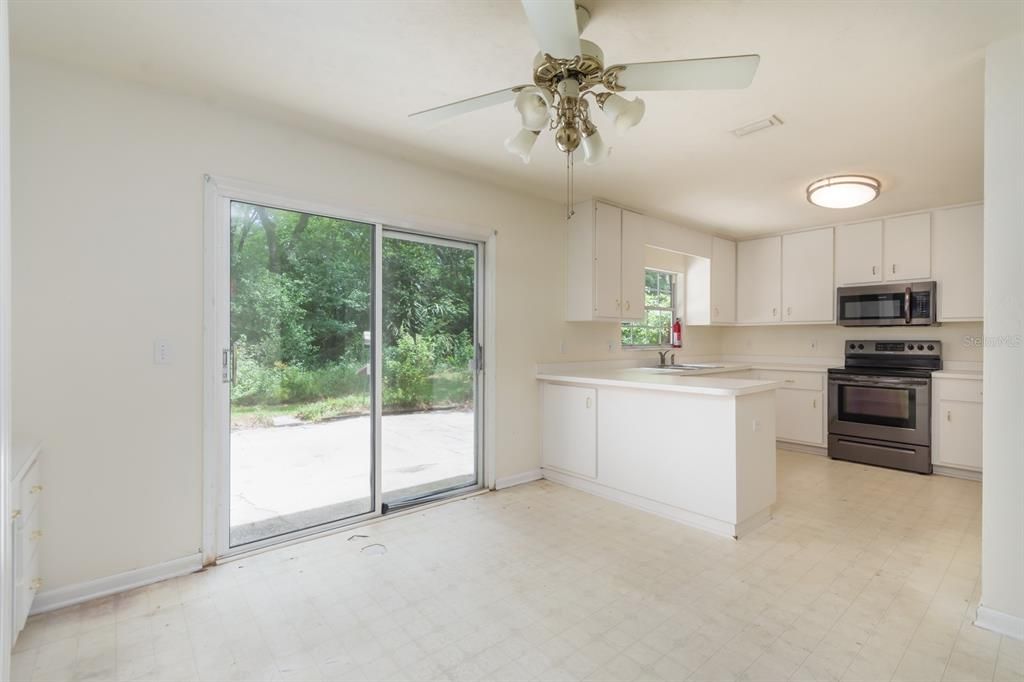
[781,228,834,322]
[710,237,737,323]
[836,214,931,285]
[566,200,645,321]
[883,213,931,281]
[932,204,983,321]
[684,236,736,326]
[836,220,883,285]
[737,236,781,323]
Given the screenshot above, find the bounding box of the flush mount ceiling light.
[806,175,881,209]
[410,0,761,218]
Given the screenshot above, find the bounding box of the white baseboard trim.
[777,441,827,456]
[31,553,203,616]
[541,467,771,539]
[976,605,1024,640]
[494,468,542,490]
[933,465,982,481]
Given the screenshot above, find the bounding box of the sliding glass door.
[381,231,480,511]
[219,198,482,554]
[227,202,375,547]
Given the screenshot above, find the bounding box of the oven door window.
[837,384,916,428]
[838,294,905,322]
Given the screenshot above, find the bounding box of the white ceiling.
[10,1,1022,237]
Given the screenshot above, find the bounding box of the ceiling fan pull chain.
[566,150,575,220]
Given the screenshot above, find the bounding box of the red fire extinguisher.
[671,317,682,348]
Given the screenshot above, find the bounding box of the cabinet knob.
[30,578,42,591]
[787,307,792,317]
[772,307,777,318]
[616,299,621,309]
[29,485,42,495]
[713,306,719,318]
[11,509,20,521]
[947,410,952,422]
[872,265,877,276]
[784,379,796,384]
[812,399,817,409]
[30,530,42,541]
[585,396,592,409]
[625,300,630,311]
[892,264,897,274]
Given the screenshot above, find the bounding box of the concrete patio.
[229,409,475,545]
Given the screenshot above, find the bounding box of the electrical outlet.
[153,339,172,365]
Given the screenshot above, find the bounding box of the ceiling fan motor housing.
[532,40,605,91]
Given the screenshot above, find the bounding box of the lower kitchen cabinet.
[932,377,983,473]
[775,388,824,444]
[541,382,597,478]
[757,369,826,446]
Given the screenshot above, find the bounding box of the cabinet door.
[782,228,834,322]
[736,236,781,323]
[933,205,983,321]
[937,399,982,470]
[620,210,646,321]
[884,213,931,281]
[594,203,623,318]
[835,221,883,285]
[541,384,598,478]
[710,237,736,323]
[776,388,824,444]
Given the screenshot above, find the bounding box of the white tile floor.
[13,451,1024,682]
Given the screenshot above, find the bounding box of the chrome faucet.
[657,351,676,367]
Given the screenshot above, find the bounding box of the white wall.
[10,58,724,592]
[718,322,985,364]
[979,34,1024,638]
[0,0,12,675]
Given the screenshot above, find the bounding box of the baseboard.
[976,605,1024,640]
[542,467,771,539]
[31,552,203,616]
[777,441,827,456]
[933,465,982,481]
[494,468,542,490]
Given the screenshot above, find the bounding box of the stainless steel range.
[828,340,942,474]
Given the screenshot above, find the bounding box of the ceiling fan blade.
[409,86,528,127]
[613,54,760,91]
[521,0,581,59]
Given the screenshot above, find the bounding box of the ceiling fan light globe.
[581,128,609,166]
[514,87,553,132]
[601,93,645,135]
[504,128,540,163]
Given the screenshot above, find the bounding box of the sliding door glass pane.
[228,201,373,546]
[381,233,478,506]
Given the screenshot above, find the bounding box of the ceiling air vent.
[731,115,784,138]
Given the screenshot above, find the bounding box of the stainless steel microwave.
[836,281,937,327]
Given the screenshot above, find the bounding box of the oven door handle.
[904,287,913,324]
[830,377,929,388]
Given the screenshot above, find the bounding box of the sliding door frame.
[202,175,495,564]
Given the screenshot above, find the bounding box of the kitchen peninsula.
[537,366,783,538]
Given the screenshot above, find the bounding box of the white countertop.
[933,369,983,380]
[536,366,784,397]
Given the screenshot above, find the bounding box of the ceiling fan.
[409,0,760,217]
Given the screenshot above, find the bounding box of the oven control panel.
[846,340,941,355]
